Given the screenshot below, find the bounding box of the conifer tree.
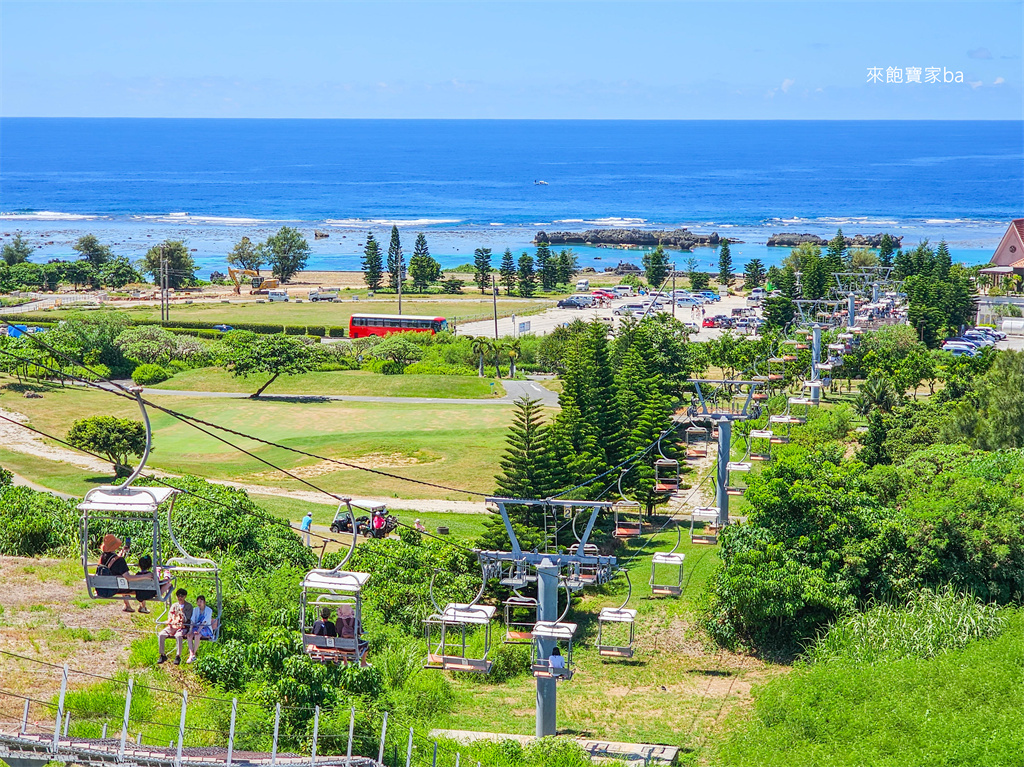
[408,233,441,292]
[935,240,952,281]
[386,226,404,292]
[499,248,518,295]
[827,228,848,263]
[717,241,733,287]
[643,244,670,288]
[742,258,766,289]
[535,242,557,291]
[361,232,383,290]
[893,248,912,280]
[556,248,578,286]
[517,253,536,297]
[493,396,563,499]
[878,234,895,267]
[765,265,783,292]
[473,247,493,293]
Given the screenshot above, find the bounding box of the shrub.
[131,363,170,386]
[232,322,285,334]
[380,360,404,375]
[284,325,305,335]
[327,326,346,338]
[404,361,476,376]
[306,325,325,337]
[0,484,78,557]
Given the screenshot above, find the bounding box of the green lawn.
[18,296,550,329]
[0,377,511,501]
[150,368,506,399]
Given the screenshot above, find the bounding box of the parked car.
[557,298,588,309]
[614,303,647,316]
[683,322,701,333]
[213,324,233,332]
[267,290,289,302]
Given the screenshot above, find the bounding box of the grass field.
[18,296,551,329]
[0,377,512,500]
[150,368,506,398]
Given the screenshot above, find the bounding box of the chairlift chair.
[685,425,709,459]
[766,357,786,382]
[531,581,577,680]
[424,566,496,673]
[160,505,224,642]
[690,507,720,545]
[650,525,685,597]
[565,541,603,590]
[612,469,643,538]
[597,571,638,659]
[499,559,529,590]
[653,433,680,494]
[300,500,371,665]
[503,593,538,643]
[78,388,174,604]
[749,429,774,461]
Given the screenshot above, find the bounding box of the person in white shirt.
[185,595,215,664]
[548,646,565,669]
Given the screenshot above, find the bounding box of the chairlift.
[749,428,774,461]
[160,505,223,643]
[597,571,638,659]
[653,433,679,494]
[79,388,175,604]
[300,499,371,665]
[690,507,720,545]
[766,357,786,382]
[685,425,709,459]
[612,469,643,539]
[424,564,496,673]
[499,559,529,590]
[531,581,576,680]
[503,592,537,644]
[650,524,685,597]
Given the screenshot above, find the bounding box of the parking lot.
[457,291,762,339]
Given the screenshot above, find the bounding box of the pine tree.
[643,244,670,288]
[779,265,799,299]
[493,396,562,499]
[499,249,517,295]
[827,228,848,263]
[742,258,766,289]
[409,233,441,292]
[386,226,404,292]
[361,232,383,290]
[556,248,578,286]
[765,265,783,292]
[535,242,556,291]
[717,241,733,287]
[473,247,493,294]
[934,240,952,281]
[893,248,912,279]
[517,253,536,297]
[878,234,895,267]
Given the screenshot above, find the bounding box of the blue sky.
[2,1,1021,118]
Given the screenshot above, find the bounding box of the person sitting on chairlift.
[548,646,565,669]
[336,604,369,665]
[131,555,158,614]
[97,534,133,609]
[186,595,215,664]
[158,588,192,666]
[313,607,338,637]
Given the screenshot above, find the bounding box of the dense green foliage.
[265,227,311,284]
[141,240,198,288]
[67,415,148,476]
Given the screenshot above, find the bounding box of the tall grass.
[806,586,1006,665]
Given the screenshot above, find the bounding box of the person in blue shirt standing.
[300,511,313,547]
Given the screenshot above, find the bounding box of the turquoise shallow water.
[2,119,1021,274]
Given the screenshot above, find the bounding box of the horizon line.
[2,116,1023,122]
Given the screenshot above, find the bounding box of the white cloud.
[969,80,984,89]
[994,77,1005,85]
[780,78,795,93]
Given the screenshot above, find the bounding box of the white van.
[612,285,634,298]
[569,293,595,307]
[575,279,590,292]
[267,290,289,302]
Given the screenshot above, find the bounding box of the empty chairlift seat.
[424,603,497,673]
[749,429,774,461]
[654,458,680,494]
[597,607,638,658]
[503,594,537,644]
[650,552,685,596]
[690,507,720,545]
[613,500,643,539]
[685,426,710,459]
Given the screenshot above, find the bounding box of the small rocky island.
[535,228,733,250]
[766,232,901,248]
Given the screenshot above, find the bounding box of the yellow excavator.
[228,267,280,295]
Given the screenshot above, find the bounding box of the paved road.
[111,378,561,407]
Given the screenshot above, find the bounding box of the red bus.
[349,314,448,338]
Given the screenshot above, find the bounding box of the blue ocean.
[2,119,1022,276]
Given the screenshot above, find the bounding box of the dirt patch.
[0,407,111,473]
[246,452,433,480]
[0,557,146,719]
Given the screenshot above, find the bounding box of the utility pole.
[398,261,403,315]
[671,263,676,319]
[492,275,499,340]
[160,246,168,323]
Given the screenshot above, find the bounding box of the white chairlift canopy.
[441,603,496,625]
[652,552,685,565]
[692,507,719,521]
[750,429,774,439]
[727,461,752,472]
[532,621,578,640]
[302,569,371,593]
[598,607,637,623]
[78,486,177,514]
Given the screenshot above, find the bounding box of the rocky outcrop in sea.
[535,228,735,250]
[766,232,902,248]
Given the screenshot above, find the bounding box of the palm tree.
[505,338,522,379]
[977,273,991,295]
[471,336,492,377]
[493,341,503,380]
[1008,273,1022,294]
[854,374,899,416]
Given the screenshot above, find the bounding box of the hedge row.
[0,312,345,338]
